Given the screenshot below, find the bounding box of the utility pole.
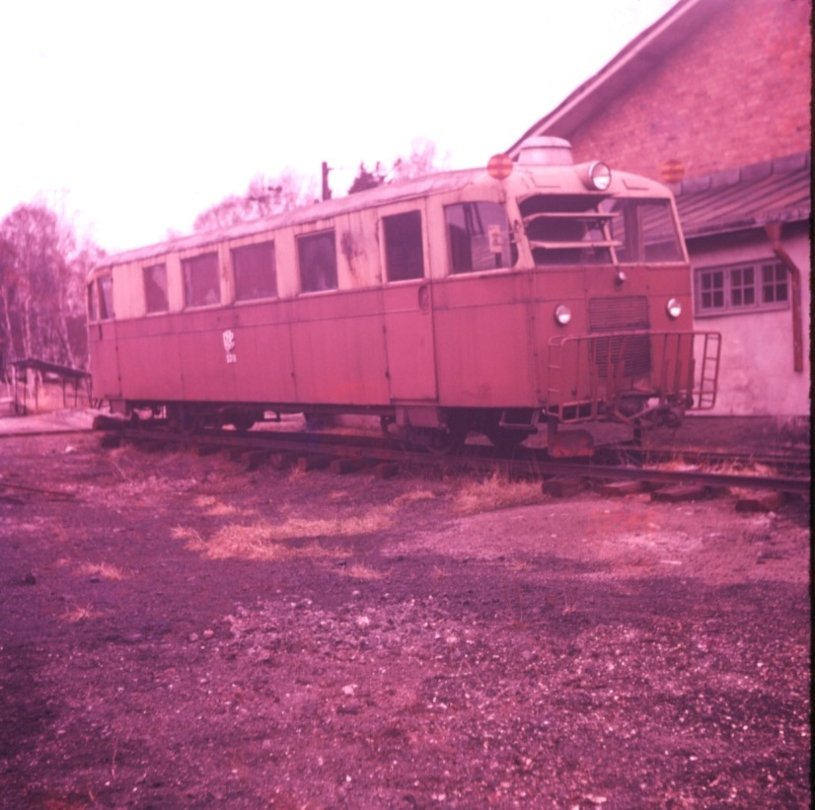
[321,161,332,201]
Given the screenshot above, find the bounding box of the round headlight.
[666,297,682,319]
[588,161,612,191]
[554,304,572,326]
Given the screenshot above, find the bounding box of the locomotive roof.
[94,163,670,271]
[94,168,481,269]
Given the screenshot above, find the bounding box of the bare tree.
[194,169,317,232]
[391,138,445,182]
[0,203,98,374]
[349,139,445,193]
[347,162,387,194]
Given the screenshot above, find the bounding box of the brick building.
[510,0,811,420]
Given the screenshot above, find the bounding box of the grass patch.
[193,494,241,516]
[393,489,439,506]
[453,473,543,514]
[61,605,106,623]
[344,563,384,580]
[173,506,394,562]
[75,562,126,581]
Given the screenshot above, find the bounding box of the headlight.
[554,304,572,326]
[586,161,612,191]
[666,298,682,319]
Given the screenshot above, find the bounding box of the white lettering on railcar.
[222,329,237,364]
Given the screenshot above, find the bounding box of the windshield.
[519,194,684,266]
[601,198,685,263]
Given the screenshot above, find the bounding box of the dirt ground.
[0,413,810,809]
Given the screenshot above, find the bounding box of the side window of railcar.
[143,263,169,313]
[181,252,220,307]
[445,202,514,274]
[87,282,98,322]
[383,211,424,281]
[602,199,684,263]
[232,240,277,301]
[297,230,337,293]
[95,275,114,320]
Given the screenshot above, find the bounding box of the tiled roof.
[674,153,811,239]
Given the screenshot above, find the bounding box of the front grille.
[589,296,651,378]
[588,296,649,330]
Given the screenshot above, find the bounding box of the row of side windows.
[143,241,279,314]
[138,211,429,314]
[91,202,513,319]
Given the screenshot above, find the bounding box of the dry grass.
[393,489,439,507]
[180,522,348,562]
[61,605,106,623]
[453,473,543,514]
[343,563,384,580]
[75,562,126,581]
[193,494,241,516]
[173,506,395,562]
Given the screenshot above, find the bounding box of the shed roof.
[674,152,811,239]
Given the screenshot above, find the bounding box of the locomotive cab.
[489,138,720,447]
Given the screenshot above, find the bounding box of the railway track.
[92,419,810,496]
[595,442,812,480]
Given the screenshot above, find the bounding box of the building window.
[445,202,514,273]
[730,265,755,307]
[383,211,424,281]
[695,261,789,316]
[182,252,220,307]
[298,230,337,292]
[762,263,789,304]
[143,263,169,313]
[232,240,277,301]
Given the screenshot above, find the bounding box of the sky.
[1,0,676,253]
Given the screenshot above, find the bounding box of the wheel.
[411,413,470,455]
[167,405,201,435]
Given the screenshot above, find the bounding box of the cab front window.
[520,194,613,266]
[602,198,685,263]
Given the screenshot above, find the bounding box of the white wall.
[689,229,810,417]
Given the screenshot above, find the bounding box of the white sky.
[1,0,676,253]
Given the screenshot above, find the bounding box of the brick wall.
[569,0,812,180]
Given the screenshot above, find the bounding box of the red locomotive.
[87,137,720,453]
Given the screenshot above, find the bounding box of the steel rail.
[0,428,95,440]
[595,444,812,478]
[109,424,810,495]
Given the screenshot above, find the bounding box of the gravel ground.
[0,416,810,808]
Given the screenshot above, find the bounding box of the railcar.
[87,137,720,453]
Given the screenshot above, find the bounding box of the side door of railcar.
[379,203,438,402]
[87,273,122,403]
[428,196,536,407]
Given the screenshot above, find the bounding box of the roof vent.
[516,136,573,166]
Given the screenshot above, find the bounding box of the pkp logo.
[222,329,237,364]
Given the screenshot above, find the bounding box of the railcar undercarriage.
[116,394,701,458]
